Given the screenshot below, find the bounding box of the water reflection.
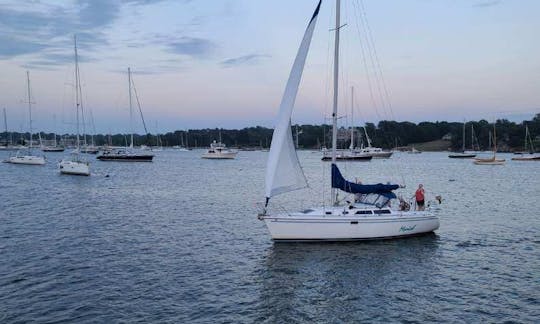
[259,234,440,322]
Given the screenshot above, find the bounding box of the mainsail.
[265,1,321,203]
[331,164,398,199]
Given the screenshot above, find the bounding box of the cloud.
[166,37,216,58]
[220,54,271,68]
[0,0,170,64]
[0,35,48,58]
[472,1,501,8]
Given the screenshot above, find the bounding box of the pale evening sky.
[0,0,539,134]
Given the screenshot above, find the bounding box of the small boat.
[322,150,372,161]
[259,0,439,241]
[449,121,476,158]
[202,140,237,159]
[6,72,45,166]
[97,148,153,162]
[473,156,505,165]
[408,146,422,154]
[80,145,99,154]
[511,155,540,161]
[511,124,538,161]
[7,153,46,165]
[42,146,65,152]
[358,126,392,158]
[474,123,504,165]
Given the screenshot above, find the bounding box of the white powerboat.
[202,140,237,159]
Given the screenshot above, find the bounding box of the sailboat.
[322,87,372,161]
[0,108,21,151]
[5,72,46,165]
[474,123,505,165]
[358,126,393,158]
[258,0,439,241]
[97,68,154,162]
[512,124,539,161]
[41,115,65,152]
[201,130,237,159]
[449,121,476,158]
[58,36,90,176]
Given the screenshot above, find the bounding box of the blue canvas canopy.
[331,164,398,199]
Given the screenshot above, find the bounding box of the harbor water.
[0,150,538,322]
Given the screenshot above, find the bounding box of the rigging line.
[76,54,87,147]
[351,0,382,121]
[130,77,149,135]
[358,0,395,121]
[356,0,389,120]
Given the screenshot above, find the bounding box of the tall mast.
[349,86,354,150]
[53,114,57,147]
[74,35,81,153]
[2,108,7,145]
[471,124,474,151]
[26,71,33,150]
[462,120,465,152]
[524,123,528,152]
[493,123,497,157]
[331,0,341,205]
[128,67,133,148]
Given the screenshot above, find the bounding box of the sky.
[0,0,539,134]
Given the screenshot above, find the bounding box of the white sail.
[265,1,321,201]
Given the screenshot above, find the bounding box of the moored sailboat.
[97,68,153,162]
[449,121,476,158]
[5,72,46,165]
[59,35,90,176]
[258,0,439,241]
[511,124,539,161]
[474,123,505,165]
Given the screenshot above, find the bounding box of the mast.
[462,120,466,152]
[2,108,8,145]
[53,114,57,147]
[331,0,341,205]
[26,71,34,150]
[471,124,474,151]
[524,124,529,152]
[74,35,81,154]
[349,86,354,150]
[363,126,371,148]
[128,67,133,148]
[488,130,492,151]
[493,123,497,158]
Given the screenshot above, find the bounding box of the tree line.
[2,114,539,151]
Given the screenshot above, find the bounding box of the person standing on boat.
[415,184,425,211]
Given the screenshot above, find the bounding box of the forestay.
[265,1,321,203]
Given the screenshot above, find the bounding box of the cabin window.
[325,211,332,215]
[355,210,372,215]
[373,209,391,214]
[350,221,358,224]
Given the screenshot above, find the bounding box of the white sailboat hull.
[262,209,439,241]
[7,155,46,165]
[59,160,90,176]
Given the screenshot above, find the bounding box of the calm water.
[0,150,538,323]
